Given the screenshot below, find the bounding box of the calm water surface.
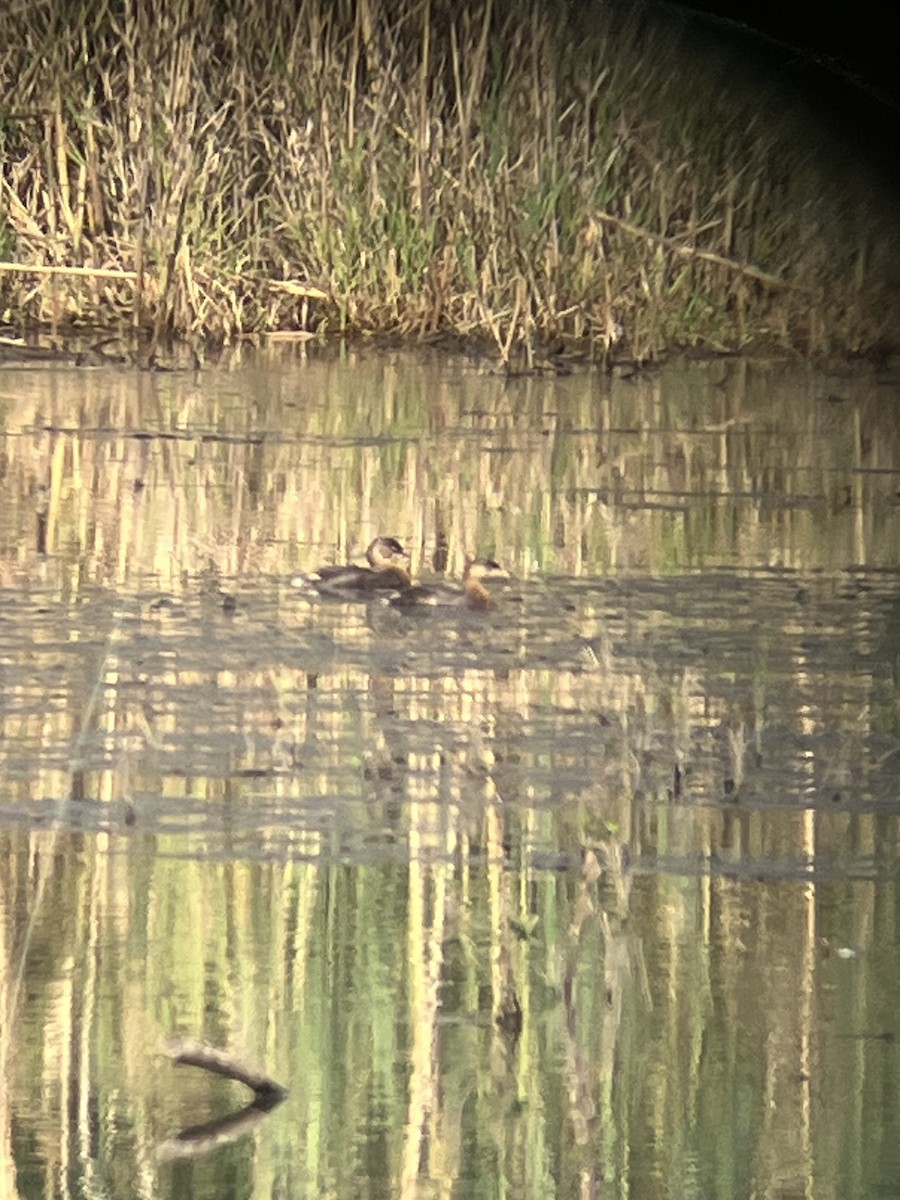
[1,347,899,1200]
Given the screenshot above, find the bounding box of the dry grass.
[0,0,897,361]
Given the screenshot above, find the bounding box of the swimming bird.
[291,536,412,596]
[389,557,509,611]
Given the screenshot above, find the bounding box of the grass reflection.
[2,352,900,1198]
[1,351,899,586]
[5,818,899,1198]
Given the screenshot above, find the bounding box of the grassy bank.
[1,0,897,362]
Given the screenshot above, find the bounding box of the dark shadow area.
[669,0,900,191]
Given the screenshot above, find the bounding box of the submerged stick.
[164,1038,287,1100]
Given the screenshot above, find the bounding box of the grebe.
[291,536,411,596]
[389,557,508,611]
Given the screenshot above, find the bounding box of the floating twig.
[164,1037,288,1100]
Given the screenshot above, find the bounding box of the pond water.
[1,345,900,1200]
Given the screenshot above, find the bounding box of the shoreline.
[1,326,896,381]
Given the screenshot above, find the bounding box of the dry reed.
[0,0,897,361]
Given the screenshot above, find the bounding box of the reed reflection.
[1,350,900,1199]
[1,351,899,588]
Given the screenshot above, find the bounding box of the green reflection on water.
[4,835,900,1199]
